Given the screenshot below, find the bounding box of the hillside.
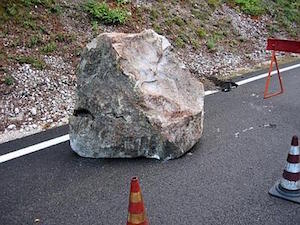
[0,0,299,141]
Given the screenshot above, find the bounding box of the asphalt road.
[1,62,300,225]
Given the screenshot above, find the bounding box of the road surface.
[1,61,300,225]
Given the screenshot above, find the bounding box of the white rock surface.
[70,30,205,160]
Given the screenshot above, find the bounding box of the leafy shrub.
[83,0,129,25]
[41,41,57,53]
[234,0,265,16]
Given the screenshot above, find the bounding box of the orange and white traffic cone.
[127,177,149,225]
[269,135,300,204]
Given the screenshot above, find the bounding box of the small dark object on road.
[221,82,238,92]
[205,76,238,92]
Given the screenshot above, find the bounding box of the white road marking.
[205,63,300,95]
[236,63,300,86]
[204,90,219,96]
[0,63,300,163]
[0,134,69,163]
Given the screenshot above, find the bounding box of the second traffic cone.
[127,177,148,225]
[269,135,300,204]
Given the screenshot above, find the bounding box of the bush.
[83,0,129,25]
[234,0,265,16]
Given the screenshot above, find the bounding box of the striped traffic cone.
[127,177,149,225]
[269,135,300,204]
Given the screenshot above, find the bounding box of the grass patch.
[4,75,14,86]
[175,37,185,48]
[153,23,162,34]
[207,0,221,9]
[150,8,159,21]
[191,39,200,49]
[232,0,265,16]
[27,35,42,47]
[41,41,57,53]
[10,55,46,69]
[196,27,207,38]
[50,4,62,14]
[6,3,18,16]
[21,0,55,7]
[172,16,185,27]
[23,19,37,30]
[265,0,300,36]
[1,0,57,25]
[116,0,129,4]
[206,38,216,50]
[228,0,299,36]
[83,0,129,25]
[55,33,76,43]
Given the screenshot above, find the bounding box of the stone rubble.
[0,56,76,143]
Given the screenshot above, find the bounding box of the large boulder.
[69,30,204,160]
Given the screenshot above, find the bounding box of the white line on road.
[236,63,300,86]
[204,63,300,95]
[1,63,300,163]
[0,134,69,163]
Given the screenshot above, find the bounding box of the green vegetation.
[6,3,18,16]
[225,0,299,36]
[172,16,185,27]
[265,0,300,36]
[206,38,216,50]
[4,75,14,86]
[27,35,42,47]
[175,37,185,48]
[13,55,46,69]
[233,0,265,16]
[150,9,159,21]
[0,0,57,25]
[83,0,129,25]
[153,23,162,34]
[116,0,129,4]
[55,33,76,43]
[41,41,57,53]
[207,0,221,9]
[196,28,207,38]
[21,0,55,7]
[23,19,37,30]
[50,4,62,14]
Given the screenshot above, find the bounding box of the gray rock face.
[69,30,204,160]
